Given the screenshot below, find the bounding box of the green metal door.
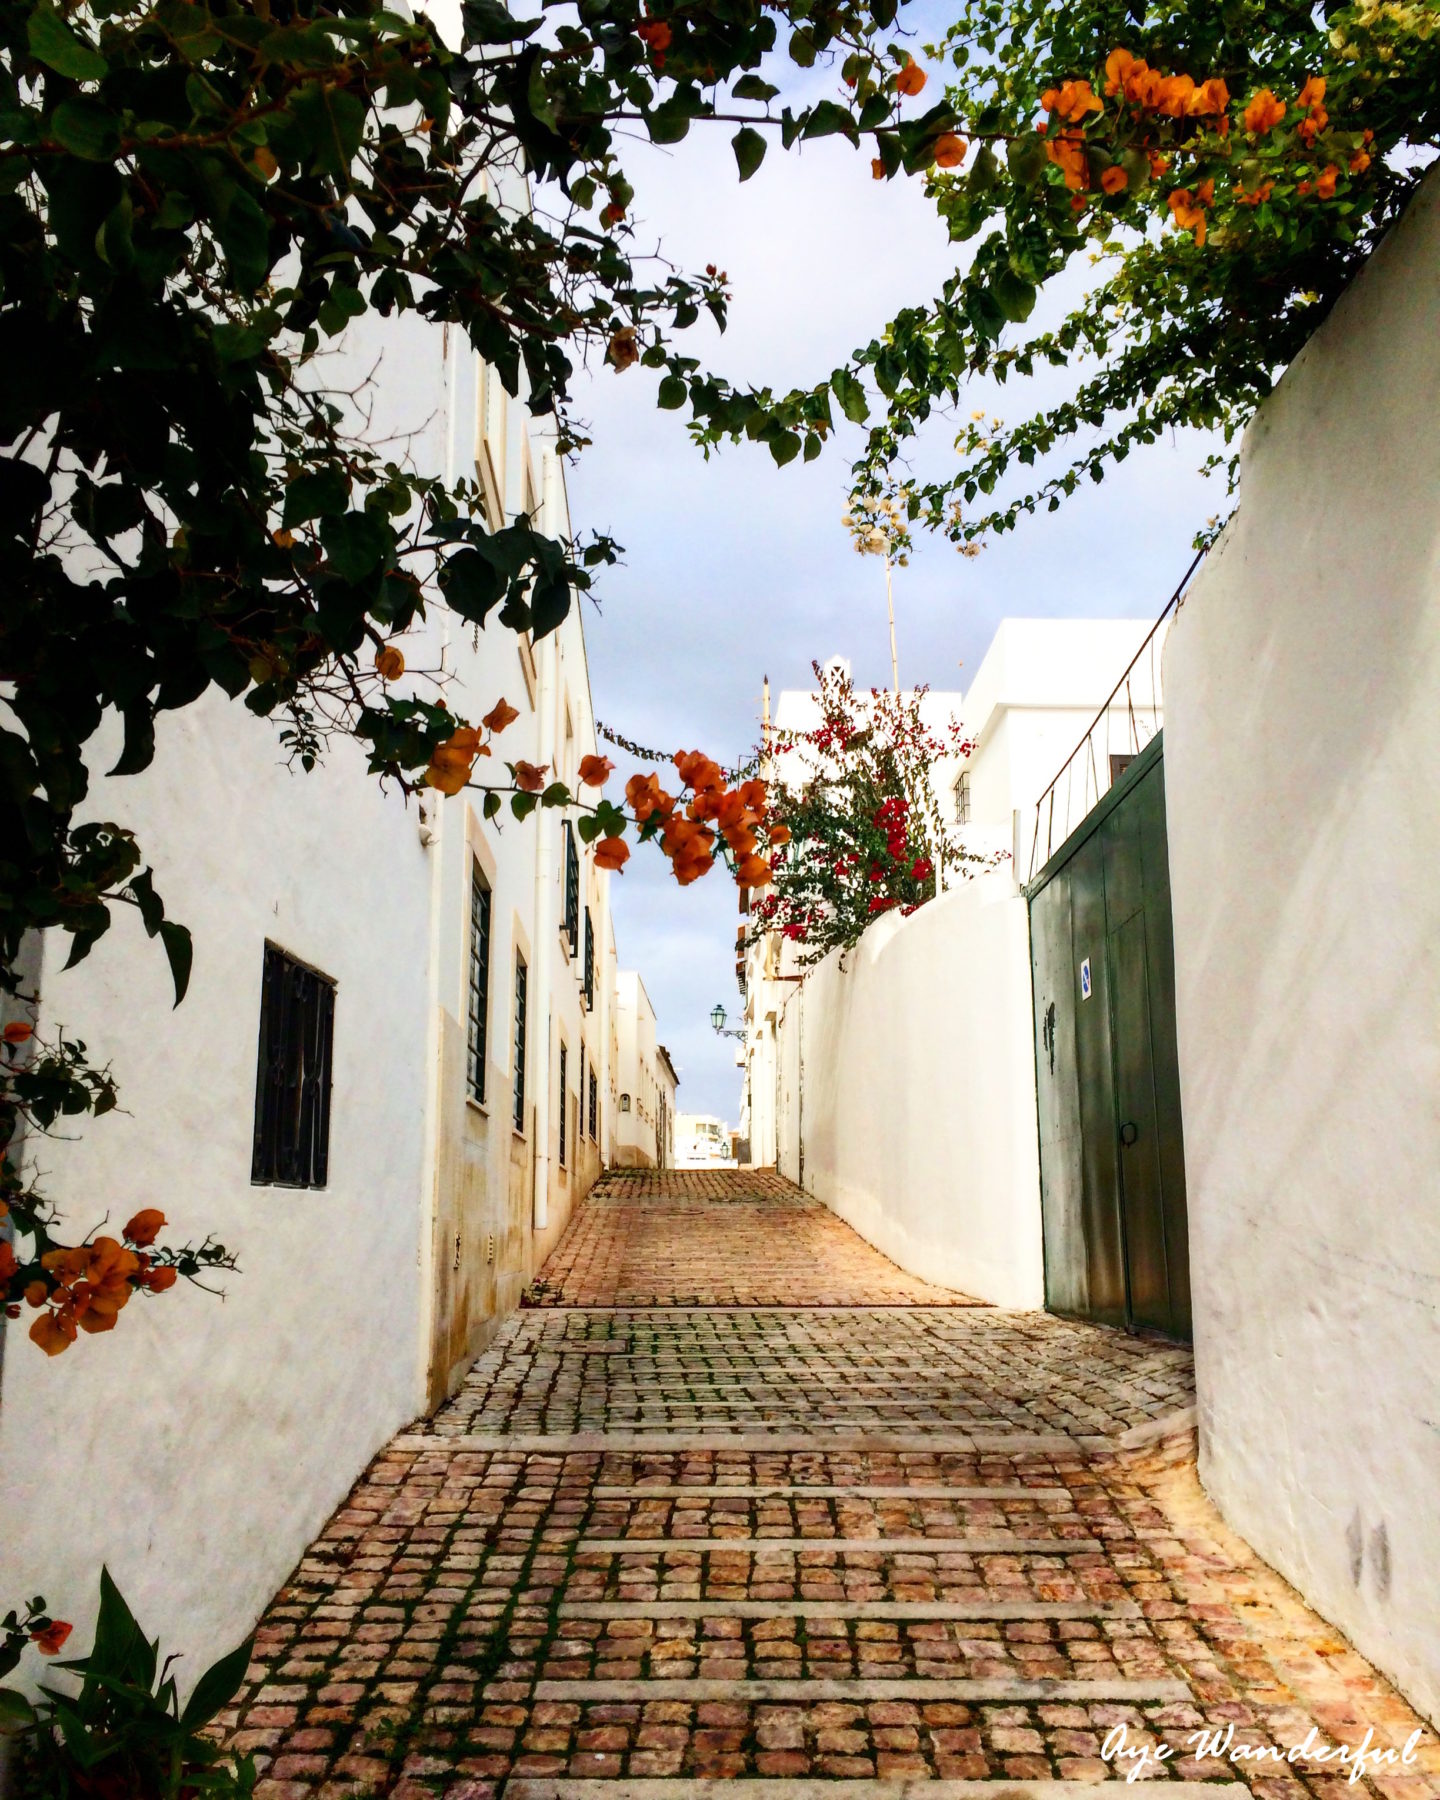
[1027,734,1191,1341]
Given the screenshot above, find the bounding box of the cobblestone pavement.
[232,1173,1437,1800]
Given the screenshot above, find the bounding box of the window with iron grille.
[512,953,528,1133]
[955,770,972,825]
[467,867,491,1103]
[588,1064,598,1139]
[563,821,580,950]
[582,907,595,1008]
[251,944,335,1188]
[558,1041,568,1166]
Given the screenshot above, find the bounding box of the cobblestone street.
[232,1173,1437,1800]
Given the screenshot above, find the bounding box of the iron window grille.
[588,1064,598,1140]
[955,770,972,825]
[251,944,335,1188]
[467,868,491,1103]
[512,953,528,1133]
[558,1042,568,1166]
[563,821,580,950]
[582,907,595,1008]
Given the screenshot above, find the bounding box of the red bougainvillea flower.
[577,754,614,788]
[482,698,520,734]
[30,1621,72,1655]
[3,1021,33,1045]
[911,857,934,880]
[513,760,548,793]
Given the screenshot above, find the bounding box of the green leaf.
[50,98,119,161]
[1007,135,1046,188]
[158,922,192,1007]
[529,569,570,638]
[576,814,601,844]
[830,368,869,424]
[283,467,349,525]
[438,547,505,624]
[992,269,1037,323]
[732,75,779,102]
[510,791,538,820]
[656,374,687,409]
[320,511,390,582]
[482,792,502,820]
[732,126,766,181]
[767,428,801,467]
[0,1687,37,1733]
[540,781,569,805]
[180,1635,254,1730]
[28,4,108,80]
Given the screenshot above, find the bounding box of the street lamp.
[710,1003,745,1041]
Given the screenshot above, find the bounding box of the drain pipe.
[529,546,558,1237]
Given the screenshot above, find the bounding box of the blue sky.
[564,55,1222,1122]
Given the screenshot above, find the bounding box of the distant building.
[612,971,677,1168]
[674,1114,737,1169]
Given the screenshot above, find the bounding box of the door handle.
[1119,1121,1139,1146]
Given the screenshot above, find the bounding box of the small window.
[252,944,335,1188]
[955,770,971,825]
[558,1041,568,1167]
[583,908,595,1008]
[512,953,528,1133]
[588,1064,598,1139]
[1109,752,1138,785]
[467,867,491,1104]
[563,822,580,950]
[619,1092,631,1113]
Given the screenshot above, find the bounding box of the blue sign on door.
[1080,956,1092,1000]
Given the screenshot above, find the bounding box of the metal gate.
[1026,733,1191,1340]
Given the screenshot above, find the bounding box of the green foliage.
[686,0,1439,546]
[750,660,991,963]
[2,1569,256,1800]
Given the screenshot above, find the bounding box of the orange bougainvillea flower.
[24,1280,47,1308]
[871,156,886,180]
[1168,187,1209,245]
[374,645,405,682]
[1046,132,1088,190]
[513,760,548,793]
[122,1208,166,1247]
[1104,47,1139,96]
[636,18,671,52]
[672,750,725,794]
[737,778,767,811]
[426,727,481,795]
[1188,76,1230,117]
[1154,72,1196,117]
[1350,147,1371,173]
[1100,166,1128,194]
[482,698,520,734]
[30,1309,77,1355]
[1243,88,1286,134]
[736,854,773,887]
[3,1020,34,1045]
[593,837,630,872]
[626,771,665,821]
[30,1621,73,1656]
[577,754,614,788]
[895,56,926,96]
[1297,74,1327,110]
[1041,79,1102,124]
[1148,150,1170,178]
[1234,179,1274,205]
[932,133,967,169]
[1315,163,1339,198]
[768,824,791,846]
[139,1264,178,1292]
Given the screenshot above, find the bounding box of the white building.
[0,154,633,1677]
[611,971,678,1168]
[740,620,1164,1303]
[674,1113,737,1169]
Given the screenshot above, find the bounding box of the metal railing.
[1024,546,1207,885]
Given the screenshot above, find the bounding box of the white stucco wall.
[0,698,432,1680]
[775,875,1044,1306]
[1164,170,1440,1725]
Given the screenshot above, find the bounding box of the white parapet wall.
[1163,171,1440,1723]
[776,873,1045,1307]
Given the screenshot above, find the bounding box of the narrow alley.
[230,1174,1437,1799]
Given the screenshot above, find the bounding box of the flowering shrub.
[750,661,989,964]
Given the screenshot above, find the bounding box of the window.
[582,907,595,1008]
[619,1092,631,1113]
[563,821,580,949]
[955,770,972,825]
[1109,752,1138,785]
[588,1064,598,1139]
[466,867,491,1103]
[558,1041,568,1166]
[252,944,335,1188]
[512,953,528,1133]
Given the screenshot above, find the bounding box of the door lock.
[1119,1121,1139,1146]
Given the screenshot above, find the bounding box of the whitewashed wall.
[775,874,1044,1306]
[1164,170,1440,1725]
[0,703,432,1677]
